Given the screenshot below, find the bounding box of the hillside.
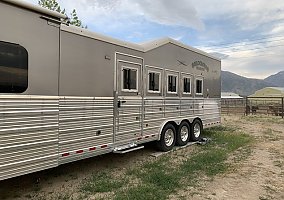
[264,71,284,87]
[221,71,275,96]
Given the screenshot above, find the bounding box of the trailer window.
[196,79,203,95]
[148,72,160,92]
[0,41,28,93]
[167,75,177,93]
[183,77,191,94]
[122,67,137,91]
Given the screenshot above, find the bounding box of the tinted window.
[168,75,177,93]
[0,41,28,93]
[123,68,137,90]
[196,79,203,94]
[184,77,191,93]
[149,72,160,92]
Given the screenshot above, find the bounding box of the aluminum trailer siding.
[0,0,221,181]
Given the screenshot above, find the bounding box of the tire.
[156,123,176,152]
[191,119,203,142]
[176,121,190,146]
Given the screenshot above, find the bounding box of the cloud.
[134,0,204,30]
[24,0,284,79]
[209,52,229,59]
[53,0,204,30]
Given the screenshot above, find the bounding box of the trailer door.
[115,55,143,146]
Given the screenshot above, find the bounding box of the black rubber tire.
[191,119,203,142]
[176,121,190,146]
[156,123,176,152]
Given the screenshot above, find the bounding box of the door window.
[122,67,138,92]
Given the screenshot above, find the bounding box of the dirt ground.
[187,115,284,200]
[0,115,283,200]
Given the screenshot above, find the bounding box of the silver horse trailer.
[0,0,221,181]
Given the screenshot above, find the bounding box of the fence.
[221,97,284,118]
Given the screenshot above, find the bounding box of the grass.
[81,171,126,193]
[79,125,253,200]
[242,115,284,124]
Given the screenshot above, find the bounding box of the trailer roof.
[61,25,144,52]
[1,0,67,19]
[62,25,220,61]
[140,38,221,61]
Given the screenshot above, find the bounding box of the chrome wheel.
[180,126,189,142]
[156,123,176,152]
[164,129,175,147]
[193,123,201,138]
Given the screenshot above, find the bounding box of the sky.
[26,0,284,79]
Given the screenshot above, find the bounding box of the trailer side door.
[114,53,143,146]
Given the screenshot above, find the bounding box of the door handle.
[117,100,126,108]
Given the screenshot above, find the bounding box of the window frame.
[121,65,139,93]
[195,77,204,95]
[148,70,161,93]
[167,74,178,94]
[182,75,192,95]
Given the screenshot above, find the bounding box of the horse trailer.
[0,0,221,181]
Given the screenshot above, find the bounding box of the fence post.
[281,97,284,119]
[245,97,248,116]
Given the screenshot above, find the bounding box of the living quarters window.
[183,77,191,94]
[0,41,28,93]
[167,75,177,93]
[148,71,160,92]
[122,67,138,91]
[196,78,203,95]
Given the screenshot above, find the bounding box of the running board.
[113,146,144,154]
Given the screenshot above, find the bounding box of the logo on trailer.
[192,61,209,72]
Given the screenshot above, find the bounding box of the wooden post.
[281,97,284,119]
[245,97,248,116]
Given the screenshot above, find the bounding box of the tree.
[38,0,86,28]
[70,9,82,27]
[38,0,65,14]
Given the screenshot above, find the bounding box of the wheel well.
[158,121,178,140]
[193,117,203,124]
[167,121,178,131]
[181,119,191,126]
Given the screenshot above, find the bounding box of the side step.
[113,145,144,154]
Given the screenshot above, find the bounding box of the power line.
[217,43,284,53]
[198,35,284,48]
[222,53,283,59]
[203,37,284,51]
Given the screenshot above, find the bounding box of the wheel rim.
[164,129,174,147]
[194,123,201,138]
[180,125,189,142]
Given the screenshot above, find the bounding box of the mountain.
[221,71,275,96]
[264,71,284,87]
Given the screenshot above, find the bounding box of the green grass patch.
[81,171,126,193]
[114,126,253,199]
[79,125,253,200]
[115,184,167,200]
[181,149,228,176]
